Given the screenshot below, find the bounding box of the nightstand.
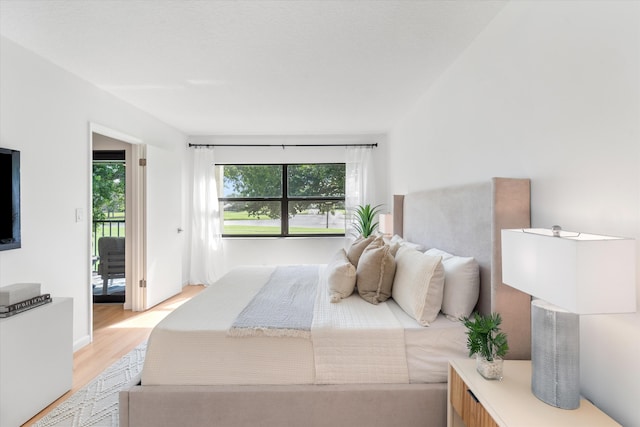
[447,359,620,427]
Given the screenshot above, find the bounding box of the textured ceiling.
[0,0,507,135]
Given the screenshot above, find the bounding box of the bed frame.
[120,177,531,427]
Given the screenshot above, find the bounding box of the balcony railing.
[92,219,126,299]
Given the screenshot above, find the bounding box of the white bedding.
[312,272,409,384]
[387,299,468,383]
[141,265,467,386]
[142,266,315,385]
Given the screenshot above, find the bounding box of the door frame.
[88,123,145,342]
[130,143,146,312]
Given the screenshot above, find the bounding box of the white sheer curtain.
[345,146,373,239]
[189,147,223,285]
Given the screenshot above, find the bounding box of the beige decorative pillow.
[356,243,396,304]
[424,248,479,320]
[326,249,357,303]
[387,241,402,257]
[392,247,445,326]
[366,235,385,251]
[346,235,375,267]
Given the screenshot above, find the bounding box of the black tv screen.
[0,147,21,251]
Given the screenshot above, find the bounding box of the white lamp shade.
[379,214,393,236]
[502,228,636,314]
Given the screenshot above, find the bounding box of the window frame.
[218,163,346,238]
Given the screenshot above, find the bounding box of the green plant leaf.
[352,204,382,238]
[461,312,509,361]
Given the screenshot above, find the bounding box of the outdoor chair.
[97,237,125,295]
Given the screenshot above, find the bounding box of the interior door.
[143,144,183,308]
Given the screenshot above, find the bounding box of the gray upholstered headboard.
[393,177,532,360]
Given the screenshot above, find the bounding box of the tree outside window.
[93,163,125,221]
[218,163,345,236]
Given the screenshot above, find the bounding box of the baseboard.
[74,334,91,352]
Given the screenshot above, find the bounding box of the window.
[217,163,346,237]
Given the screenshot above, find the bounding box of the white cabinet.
[0,298,73,427]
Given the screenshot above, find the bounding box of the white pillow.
[326,249,357,303]
[424,248,479,320]
[389,234,425,252]
[392,247,445,326]
[423,248,453,261]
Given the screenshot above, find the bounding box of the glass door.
[92,150,126,303]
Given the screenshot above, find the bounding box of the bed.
[120,177,531,427]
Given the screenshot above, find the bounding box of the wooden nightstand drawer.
[450,365,498,427]
[447,359,621,427]
[450,364,465,417]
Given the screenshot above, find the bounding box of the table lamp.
[501,227,636,409]
[378,213,393,237]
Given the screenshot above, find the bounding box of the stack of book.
[0,283,51,318]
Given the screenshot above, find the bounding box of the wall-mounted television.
[0,147,21,251]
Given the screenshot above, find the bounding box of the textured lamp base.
[531,299,580,410]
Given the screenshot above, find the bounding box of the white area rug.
[32,343,146,427]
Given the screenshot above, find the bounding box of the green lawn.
[289,227,343,234]
[223,225,281,234]
[223,225,343,234]
[223,210,344,234]
[224,210,346,221]
[224,211,260,220]
[93,223,125,239]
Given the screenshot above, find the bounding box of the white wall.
[389,1,639,425]
[183,134,389,281]
[0,37,186,350]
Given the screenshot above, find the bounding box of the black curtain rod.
[188,143,377,148]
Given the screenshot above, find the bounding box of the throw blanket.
[311,271,410,384]
[228,265,320,338]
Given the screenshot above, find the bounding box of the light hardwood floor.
[23,285,205,426]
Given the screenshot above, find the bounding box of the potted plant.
[462,312,509,380]
[352,204,382,238]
